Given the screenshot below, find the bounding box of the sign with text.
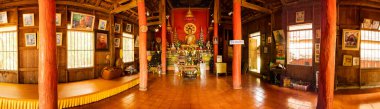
[229,40,244,45]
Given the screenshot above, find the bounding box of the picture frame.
[273,30,285,44]
[95,31,109,50]
[115,23,121,33]
[98,19,107,30]
[343,55,353,66]
[114,38,120,48]
[23,13,34,26]
[296,11,305,23]
[56,32,63,46]
[25,33,37,47]
[342,29,360,51]
[315,43,320,63]
[315,55,320,63]
[0,11,8,24]
[56,13,61,26]
[372,20,379,29]
[353,57,360,66]
[70,12,95,31]
[267,37,272,44]
[135,35,139,47]
[126,23,132,33]
[316,29,321,39]
[363,18,372,29]
[213,37,218,44]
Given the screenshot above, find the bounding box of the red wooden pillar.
[137,0,148,91]
[38,0,58,108]
[161,0,167,74]
[213,0,219,63]
[318,0,336,108]
[232,0,242,89]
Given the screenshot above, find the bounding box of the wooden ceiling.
[0,0,303,24]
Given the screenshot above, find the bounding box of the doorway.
[249,32,261,73]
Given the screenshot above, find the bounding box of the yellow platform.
[0,74,140,109]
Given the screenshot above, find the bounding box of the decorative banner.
[230,40,244,45]
[213,37,218,44]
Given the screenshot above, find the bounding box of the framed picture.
[353,57,360,66]
[342,29,360,50]
[56,13,61,26]
[25,33,37,47]
[135,35,139,47]
[0,11,7,24]
[95,32,109,50]
[273,30,285,44]
[343,55,353,66]
[56,32,63,46]
[372,21,379,29]
[115,23,121,33]
[315,54,320,63]
[316,29,321,39]
[23,13,34,26]
[70,12,95,31]
[363,18,372,29]
[98,19,107,30]
[126,23,132,33]
[267,37,272,44]
[296,11,305,23]
[114,38,120,48]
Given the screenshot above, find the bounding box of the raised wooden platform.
[0,74,139,109]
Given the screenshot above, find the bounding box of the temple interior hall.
[1,0,380,109]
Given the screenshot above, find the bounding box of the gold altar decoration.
[0,79,139,109]
[185,9,194,18]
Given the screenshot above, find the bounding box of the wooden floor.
[71,73,380,109]
[0,74,138,99]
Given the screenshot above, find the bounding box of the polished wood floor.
[71,73,380,109]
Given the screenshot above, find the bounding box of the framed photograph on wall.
[372,21,380,29]
[114,38,120,48]
[98,19,107,30]
[126,23,132,33]
[23,13,34,26]
[342,29,360,50]
[56,32,63,46]
[316,29,321,39]
[56,13,61,26]
[70,12,95,31]
[363,18,372,29]
[353,57,360,66]
[296,11,305,23]
[95,32,109,50]
[0,11,8,24]
[25,33,37,47]
[343,55,353,66]
[115,23,121,33]
[135,35,139,47]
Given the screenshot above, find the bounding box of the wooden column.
[213,0,219,63]
[318,0,336,109]
[38,0,58,108]
[232,0,242,89]
[161,0,167,74]
[137,0,148,91]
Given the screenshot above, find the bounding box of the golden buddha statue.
[185,34,196,45]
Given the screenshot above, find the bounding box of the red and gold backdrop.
[171,8,210,43]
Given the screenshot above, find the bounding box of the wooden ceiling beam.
[241,1,272,14]
[147,15,159,21]
[280,0,287,6]
[56,1,110,13]
[167,0,173,9]
[118,0,130,4]
[147,21,161,26]
[111,0,137,14]
[95,0,102,6]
